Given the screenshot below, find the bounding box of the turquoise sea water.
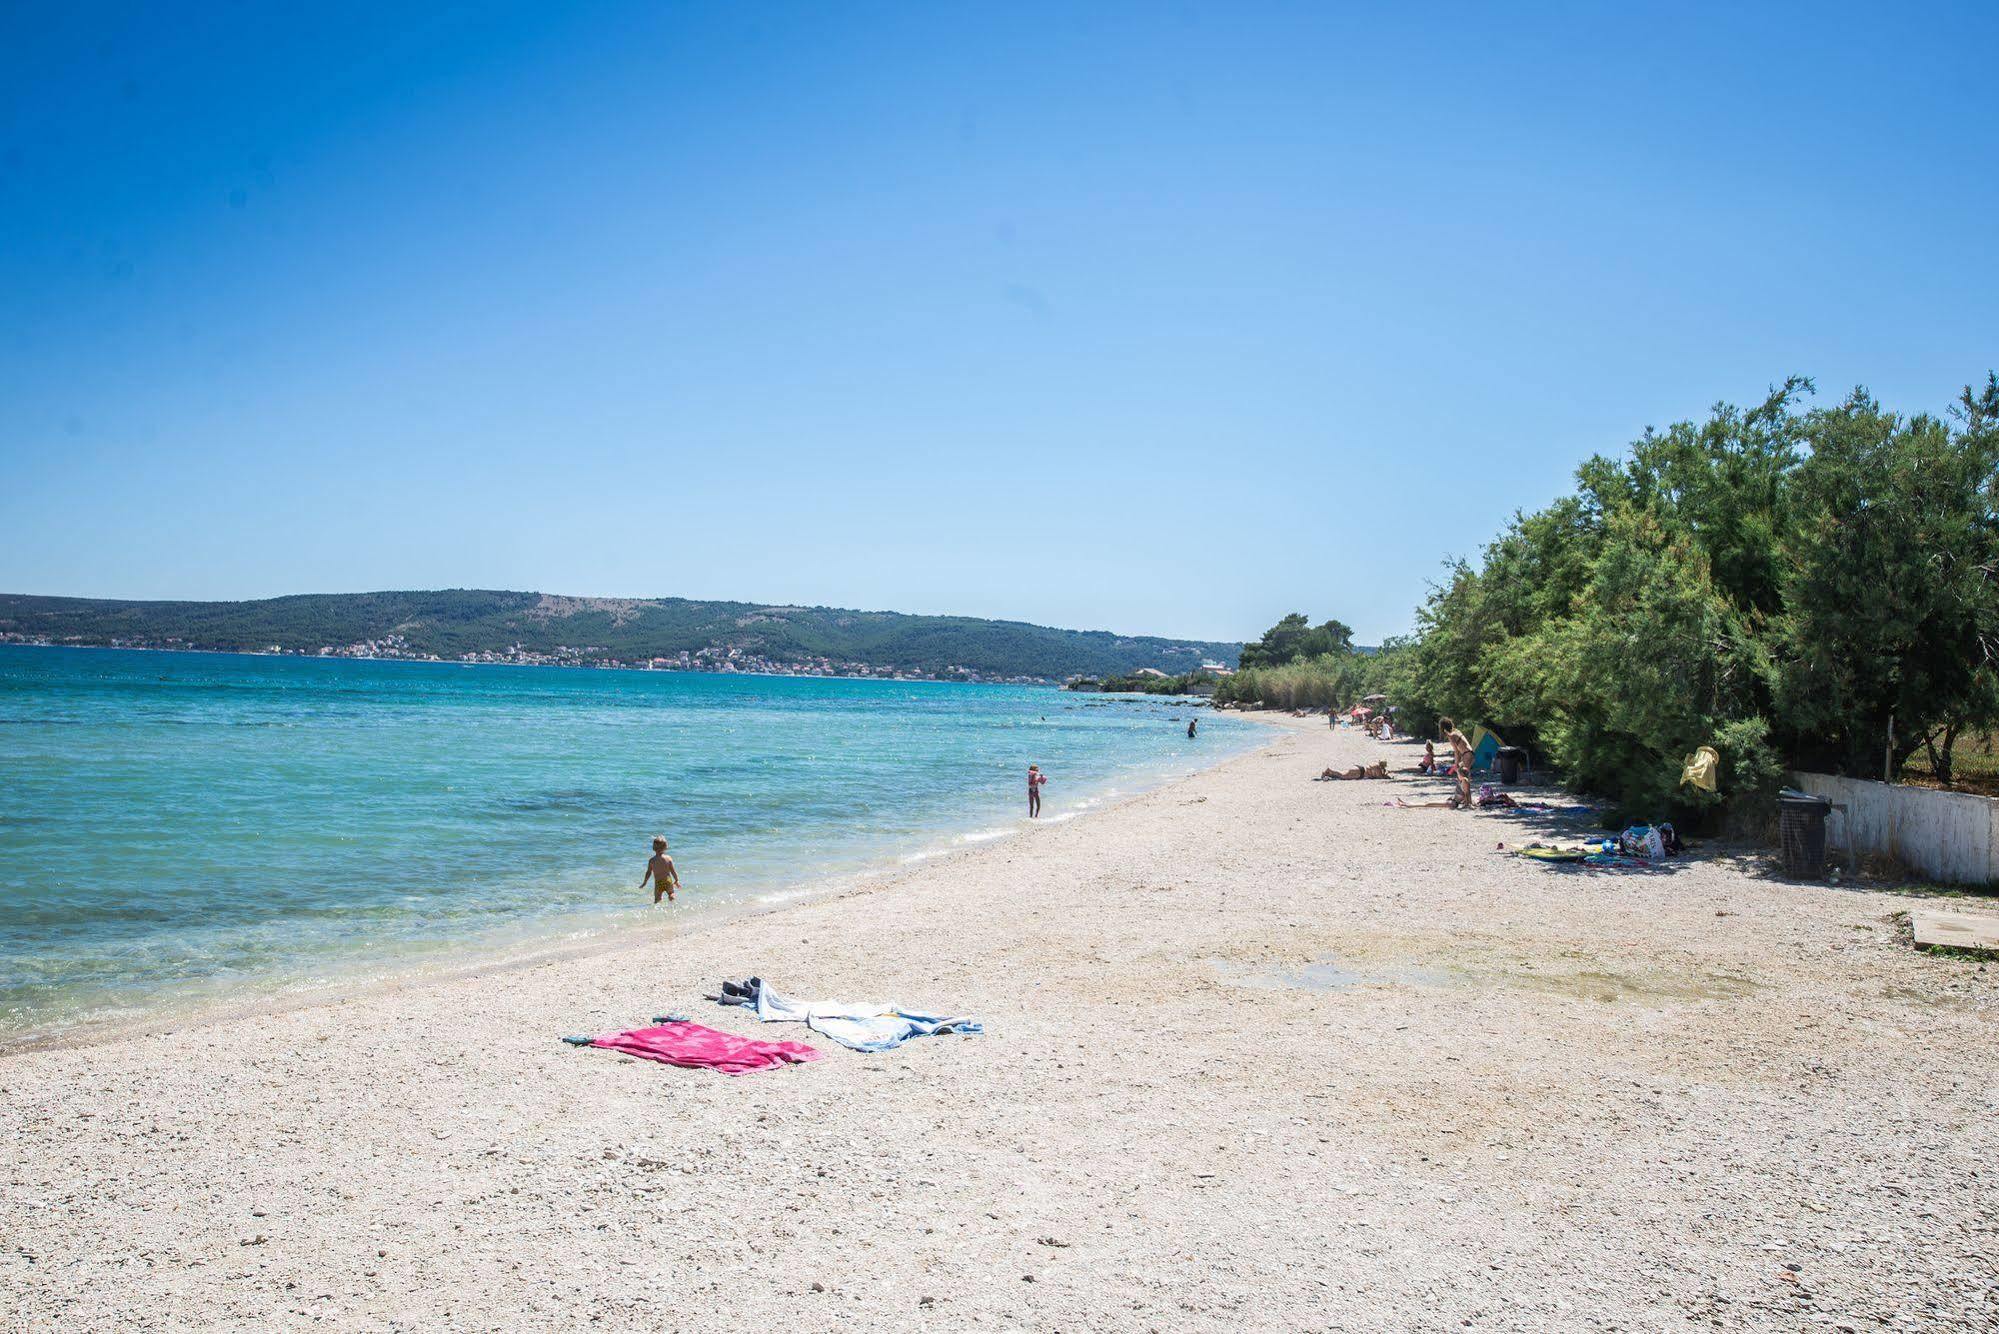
[0,646,1259,1042]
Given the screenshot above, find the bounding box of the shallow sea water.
[0,646,1261,1042]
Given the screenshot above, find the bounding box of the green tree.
[1297,618,1356,659]
[1507,510,1779,813]
[1777,379,1999,780]
[1579,378,1808,622]
[1238,613,1354,668]
[1237,613,1310,669]
[1397,562,1497,735]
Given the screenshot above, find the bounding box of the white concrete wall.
[1790,772,1999,888]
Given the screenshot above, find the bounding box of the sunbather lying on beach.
[1317,761,1389,781]
[1395,787,1543,812]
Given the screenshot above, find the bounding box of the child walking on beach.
[1027,764,1047,819]
[641,836,680,904]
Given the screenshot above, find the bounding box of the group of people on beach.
[1393,717,1483,809]
[1318,715,1499,811]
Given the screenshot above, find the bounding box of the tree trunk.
[1923,721,1961,788]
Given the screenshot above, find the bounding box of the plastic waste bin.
[1496,746,1527,785]
[1777,789,1831,879]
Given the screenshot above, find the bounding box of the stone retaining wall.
[1791,771,1999,888]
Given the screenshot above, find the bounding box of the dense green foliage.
[1387,375,1999,812]
[1218,374,1999,816]
[1237,614,1355,668]
[0,590,1241,682]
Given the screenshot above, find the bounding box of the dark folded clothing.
[714,976,767,1007]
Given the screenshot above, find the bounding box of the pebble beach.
[4,716,1995,1330]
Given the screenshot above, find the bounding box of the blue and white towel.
[715,978,983,1052]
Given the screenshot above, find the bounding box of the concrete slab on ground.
[1911,908,1999,952]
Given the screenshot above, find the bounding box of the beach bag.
[1621,825,1666,860]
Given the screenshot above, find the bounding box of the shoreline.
[1,715,1285,1058]
[7,713,1993,1330]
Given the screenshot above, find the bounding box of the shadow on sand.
[1371,760,1698,877]
[1717,846,1999,904]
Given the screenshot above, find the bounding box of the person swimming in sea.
[1027,764,1047,818]
[640,835,680,904]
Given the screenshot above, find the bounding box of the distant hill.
[0,590,1241,683]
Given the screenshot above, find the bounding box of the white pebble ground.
[3,716,1995,1330]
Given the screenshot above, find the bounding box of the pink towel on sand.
[590,1021,821,1076]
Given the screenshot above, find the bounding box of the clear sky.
[3,3,1994,644]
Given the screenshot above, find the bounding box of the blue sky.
[2,2,1994,644]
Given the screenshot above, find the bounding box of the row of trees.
[1224,375,1999,816]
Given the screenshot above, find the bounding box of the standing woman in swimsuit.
[1438,718,1475,809]
[1027,763,1047,818]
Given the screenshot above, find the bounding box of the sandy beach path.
[4,717,1995,1331]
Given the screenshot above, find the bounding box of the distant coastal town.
[0,630,1073,685]
[0,590,1241,686]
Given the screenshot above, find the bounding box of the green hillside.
[0,590,1240,682]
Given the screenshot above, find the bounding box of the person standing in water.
[640,835,680,904]
[1027,764,1047,818]
[1187,718,1198,738]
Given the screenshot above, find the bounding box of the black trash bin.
[1496,746,1527,785]
[1777,789,1831,879]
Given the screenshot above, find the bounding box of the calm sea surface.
[0,646,1259,1042]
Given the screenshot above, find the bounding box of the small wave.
[957,827,1015,845]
